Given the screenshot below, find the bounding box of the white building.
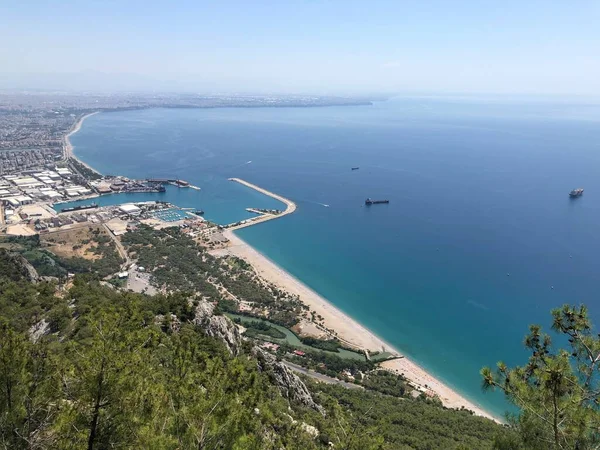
[119,204,141,215]
[1,195,32,206]
[56,167,72,176]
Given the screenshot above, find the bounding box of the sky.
[1,0,599,95]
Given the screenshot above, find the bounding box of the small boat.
[569,188,584,198]
[351,167,360,170]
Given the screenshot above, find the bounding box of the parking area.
[126,268,157,295]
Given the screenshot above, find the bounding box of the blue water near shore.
[69,98,600,418]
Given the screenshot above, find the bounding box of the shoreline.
[222,228,502,423]
[63,112,102,174]
[63,112,501,422]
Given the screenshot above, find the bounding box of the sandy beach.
[63,112,101,174]
[60,114,500,421]
[222,228,501,422]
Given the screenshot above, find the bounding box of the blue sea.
[68,97,600,418]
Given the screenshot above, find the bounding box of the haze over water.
[70,97,600,417]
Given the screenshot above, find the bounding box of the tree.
[482,304,600,450]
[153,325,270,449]
[0,325,30,447]
[0,324,57,449]
[51,307,160,450]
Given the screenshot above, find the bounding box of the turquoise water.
[70,98,600,418]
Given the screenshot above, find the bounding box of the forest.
[8,224,600,448]
[0,239,508,449]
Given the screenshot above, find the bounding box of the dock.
[146,178,201,190]
[227,178,296,230]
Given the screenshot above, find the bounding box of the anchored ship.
[61,202,98,213]
[365,198,389,205]
[569,188,584,198]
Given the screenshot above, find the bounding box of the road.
[101,223,130,270]
[282,361,363,390]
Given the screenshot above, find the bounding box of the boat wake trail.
[297,199,331,208]
[227,160,254,171]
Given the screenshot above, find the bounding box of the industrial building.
[119,203,141,215]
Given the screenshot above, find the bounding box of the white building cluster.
[0,167,92,207]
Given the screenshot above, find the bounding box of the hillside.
[0,230,507,449]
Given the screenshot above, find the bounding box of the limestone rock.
[300,422,319,438]
[253,347,325,415]
[155,313,182,334]
[28,319,50,343]
[1,250,39,283]
[193,300,242,355]
[18,254,40,283]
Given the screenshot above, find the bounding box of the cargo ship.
[127,185,166,193]
[569,188,584,198]
[61,202,98,213]
[365,198,389,205]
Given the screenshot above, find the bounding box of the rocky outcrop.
[155,313,182,334]
[28,319,50,343]
[192,300,243,355]
[253,347,325,415]
[0,249,39,283]
[300,422,320,438]
[18,255,40,283]
[191,301,323,414]
[284,413,320,438]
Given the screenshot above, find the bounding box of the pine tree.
[482,304,600,449]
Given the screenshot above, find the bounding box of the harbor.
[146,178,201,190]
[50,177,291,228]
[225,178,296,230]
[93,176,199,194]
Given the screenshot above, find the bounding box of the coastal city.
[0,91,314,238]
[1,92,420,407]
[2,1,598,447]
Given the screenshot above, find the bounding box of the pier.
[227,178,296,230]
[146,178,201,190]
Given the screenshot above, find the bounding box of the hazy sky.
[2,0,599,95]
